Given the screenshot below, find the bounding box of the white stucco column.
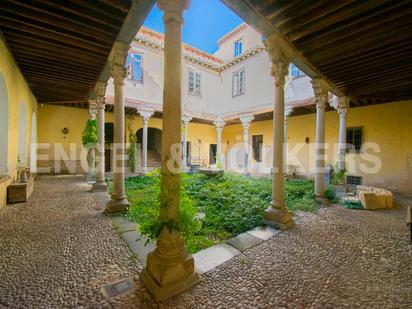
[182,114,192,170]
[240,114,254,174]
[332,96,350,171]
[311,79,329,199]
[214,116,225,168]
[284,107,293,174]
[105,42,129,213]
[138,109,154,174]
[92,82,108,192]
[263,34,294,230]
[86,99,97,183]
[140,0,200,302]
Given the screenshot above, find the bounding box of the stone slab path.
[1,176,411,308]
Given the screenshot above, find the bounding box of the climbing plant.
[128,129,137,173]
[81,119,97,149]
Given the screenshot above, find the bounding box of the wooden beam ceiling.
[0,0,133,104]
[223,0,412,104]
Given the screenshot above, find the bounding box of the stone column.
[333,96,349,171]
[182,114,192,170]
[240,114,254,174]
[86,99,97,183]
[92,82,108,192]
[214,116,225,168]
[138,109,154,174]
[311,79,329,200]
[105,41,130,213]
[263,34,294,230]
[140,0,200,302]
[284,107,293,174]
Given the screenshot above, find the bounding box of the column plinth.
[139,0,200,301]
[106,42,130,213]
[263,34,294,230]
[92,82,108,192]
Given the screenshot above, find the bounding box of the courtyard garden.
[124,171,321,253]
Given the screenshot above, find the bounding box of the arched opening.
[18,100,28,166]
[136,127,162,168]
[0,72,8,176]
[30,112,37,173]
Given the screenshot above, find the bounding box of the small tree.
[82,119,97,149]
[128,129,137,173]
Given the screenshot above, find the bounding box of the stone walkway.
[0,176,411,308]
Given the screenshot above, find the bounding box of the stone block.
[193,243,240,274]
[225,232,262,252]
[246,225,280,240]
[121,230,155,266]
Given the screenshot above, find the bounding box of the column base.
[92,181,108,192]
[263,205,295,230]
[140,229,201,301]
[105,197,129,214]
[315,195,330,206]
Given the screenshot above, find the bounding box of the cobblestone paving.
[1,176,411,308]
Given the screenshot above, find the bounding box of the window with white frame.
[290,63,305,78]
[232,68,245,97]
[126,52,143,82]
[234,39,243,57]
[188,69,201,95]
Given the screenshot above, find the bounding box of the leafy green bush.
[81,119,97,148]
[325,184,339,204]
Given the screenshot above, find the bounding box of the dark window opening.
[209,144,217,165]
[346,175,362,185]
[347,128,363,153]
[105,123,114,144]
[252,134,263,162]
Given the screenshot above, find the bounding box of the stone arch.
[0,72,8,175]
[136,127,162,156]
[30,112,37,172]
[18,100,28,166]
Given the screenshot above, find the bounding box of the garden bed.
[125,171,317,253]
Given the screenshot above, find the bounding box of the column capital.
[157,0,190,24]
[331,96,350,115]
[240,114,254,130]
[138,109,154,124]
[214,116,225,129]
[109,41,129,85]
[88,99,97,120]
[96,81,107,98]
[264,34,293,86]
[182,114,192,129]
[311,79,329,109]
[284,107,294,118]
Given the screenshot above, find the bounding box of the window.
[188,69,201,95]
[346,175,362,185]
[232,69,245,97]
[347,128,363,153]
[290,63,305,78]
[252,135,263,162]
[126,52,143,82]
[234,39,243,57]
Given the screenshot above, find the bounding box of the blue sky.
[143,0,243,54]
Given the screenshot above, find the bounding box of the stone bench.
[357,185,393,210]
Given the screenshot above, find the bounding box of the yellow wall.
[0,38,38,208]
[222,101,412,193]
[37,106,217,170]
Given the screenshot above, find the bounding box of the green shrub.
[325,184,339,203]
[81,119,97,148]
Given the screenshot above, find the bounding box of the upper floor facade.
[106,24,314,121]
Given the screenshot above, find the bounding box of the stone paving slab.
[246,225,280,240]
[121,231,155,266]
[193,243,241,274]
[225,232,263,252]
[114,220,137,234]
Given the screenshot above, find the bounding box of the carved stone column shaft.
[240,114,254,174]
[138,109,154,174]
[214,117,225,168]
[182,114,192,169]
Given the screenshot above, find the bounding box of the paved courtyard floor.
[0,176,411,308]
